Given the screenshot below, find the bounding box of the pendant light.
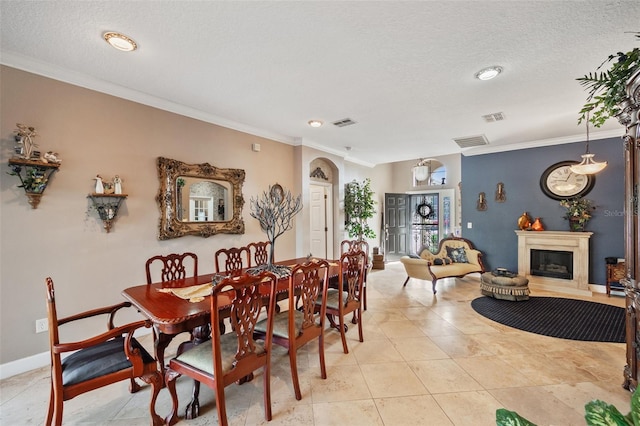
[569,112,607,175]
[413,159,430,182]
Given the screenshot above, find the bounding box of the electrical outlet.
[35,318,48,333]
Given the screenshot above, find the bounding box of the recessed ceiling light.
[308,120,323,128]
[475,66,503,81]
[103,32,137,52]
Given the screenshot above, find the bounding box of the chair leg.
[357,308,364,343]
[289,347,302,400]
[263,363,273,421]
[363,282,367,311]
[403,276,410,287]
[319,332,327,380]
[164,369,181,426]
[140,371,163,426]
[128,378,141,393]
[339,313,349,354]
[46,381,54,426]
[53,384,63,426]
[432,279,438,294]
[215,379,229,426]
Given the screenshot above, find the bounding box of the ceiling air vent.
[332,118,357,127]
[482,112,505,123]
[453,134,489,149]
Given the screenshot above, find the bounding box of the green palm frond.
[577,32,640,127]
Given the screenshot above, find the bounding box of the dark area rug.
[471,296,625,343]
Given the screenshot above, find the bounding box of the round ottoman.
[480,272,530,301]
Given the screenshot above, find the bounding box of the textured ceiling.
[1,1,638,166]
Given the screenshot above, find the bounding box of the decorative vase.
[531,217,544,231]
[569,217,585,232]
[517,212,532,230]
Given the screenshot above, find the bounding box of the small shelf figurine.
[14,123,38,160]
[94,175,104,194]
[114,175,122,194]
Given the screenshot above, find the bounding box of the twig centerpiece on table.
[249,183,302,277]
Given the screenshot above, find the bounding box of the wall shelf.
[8,158,61,209]
[87,193,127,233]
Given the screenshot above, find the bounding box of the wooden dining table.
[121,257,338,376]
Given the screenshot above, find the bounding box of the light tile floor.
[0,262,631,425]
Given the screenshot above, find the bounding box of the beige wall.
[0,66,398,369]
[0,67,303,364]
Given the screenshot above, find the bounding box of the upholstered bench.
[480,272,530,301]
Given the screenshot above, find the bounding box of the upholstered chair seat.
[62,337,154,386]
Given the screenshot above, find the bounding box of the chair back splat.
[45,277,162,426]
[340,240,371,311]
[145,252,198,284]
[248,241,272,267]
[164,271,278,426]
[214,246,250,277]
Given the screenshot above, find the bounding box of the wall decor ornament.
[8,158,60,209]
[310,166,329,180]
[477,192,487,211]
[87,193,127,233]
[495,182,506,202]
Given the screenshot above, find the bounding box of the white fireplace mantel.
[515,230,592,296]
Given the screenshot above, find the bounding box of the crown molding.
[0,50,296,146]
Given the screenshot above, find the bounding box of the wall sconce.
[495,182,506,202]
[477,192,487,211]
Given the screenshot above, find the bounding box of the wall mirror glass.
[156,157,245,240]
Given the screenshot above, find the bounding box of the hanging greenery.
[344,178,376,241]
[577,32,640,127]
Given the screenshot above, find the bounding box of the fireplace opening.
[530,249,573,280]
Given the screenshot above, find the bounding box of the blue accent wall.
[461,137,624,288]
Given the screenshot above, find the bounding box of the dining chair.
[44,277,162,426]
[340,239,371,313]
[145,251,201,347]
[318,250,366,354]
[164,270,278,426]
[254,260,329,400]
[247,241,272,267]
[145,252,198,284]
[214,246,250,276]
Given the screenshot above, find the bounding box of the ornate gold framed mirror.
[156,157,245,240]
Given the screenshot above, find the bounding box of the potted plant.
[577,32,640,127]
[344,178,376,242]
[560,197,596,231]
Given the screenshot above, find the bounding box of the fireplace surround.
[515,230,592,296]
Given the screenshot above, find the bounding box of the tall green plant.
[577,32,640,127]
[344,178,376,241]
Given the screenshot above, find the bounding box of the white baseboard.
[0,328,153,380]
[0,351,49,380]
